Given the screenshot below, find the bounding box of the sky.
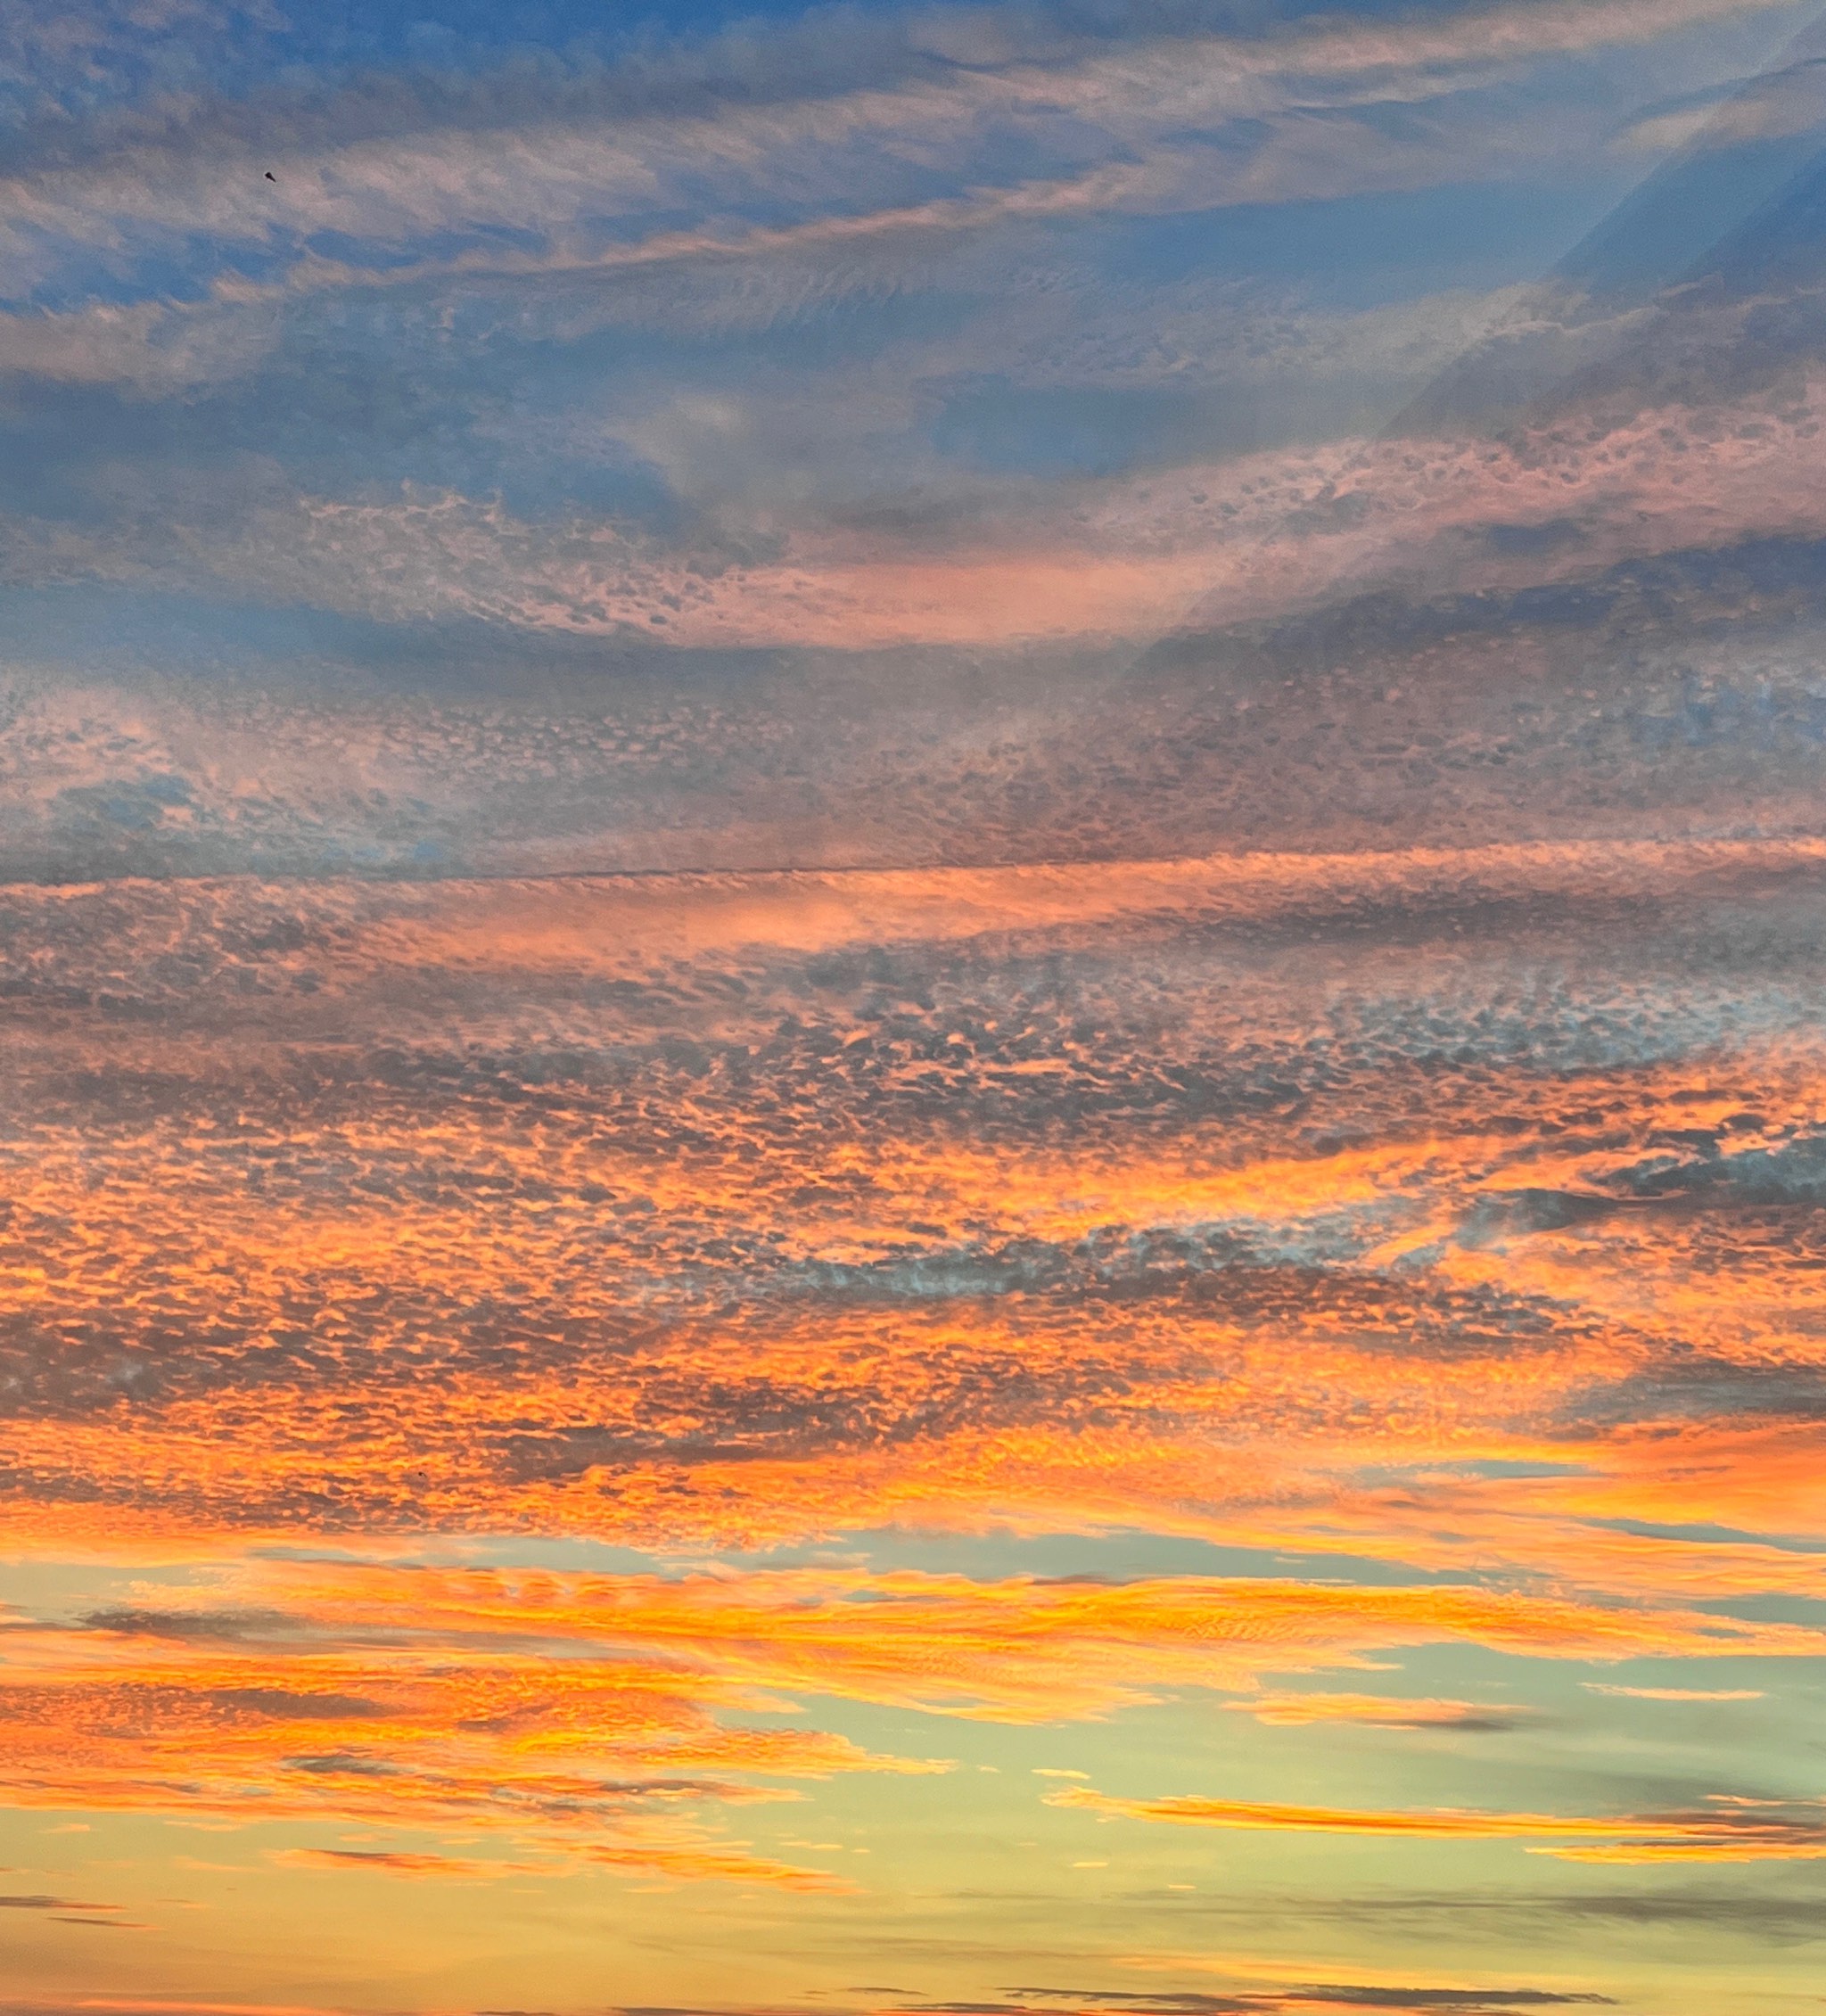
[5,0,1826,2012]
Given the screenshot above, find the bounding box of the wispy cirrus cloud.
[885,1985,1612,2014]
[0,1895,124,1913]
[1045,1785,1826,1862]
[1,0,1800,309]
[0,1553,1814,1888]
[1221,1695,1534,1730]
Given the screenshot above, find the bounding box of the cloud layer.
[9,1,1826,2012]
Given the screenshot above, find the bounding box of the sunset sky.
[6,1,1826,2012]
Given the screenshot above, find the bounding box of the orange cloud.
[1581,1684,1764,1700]
[1046,1785,1826,1862]
[5,1568,1805,1739]
[1221,1693,1530,1728]
[267,1848,532,1880]
[4,1557,1815,1879]
[7,837,1826,1921]
[0,1591,942,1887]
[239,1562,1826,1718]
[12,840,1826,1582]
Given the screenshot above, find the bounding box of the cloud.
[78,1609,299,1642]
[0,2003,344,2016]
[266,1847,532,1879]
[0,1896,121,1912]
[37,346,1826,665]
[883,1982,1613,2014]
[1614,52,1826,151]
[1221,1694,1532,1730]
[1169,1884,1826,1941]
[0,299,279,391]
[0,0,1796,314]
[1580,1683,1764,1699]
[7,144,1826,1997]
[5,840,1826,1604]
[1044,1784,1826,1862]
[0,1559,1812,1861]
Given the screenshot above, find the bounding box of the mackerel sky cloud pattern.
[4,0,1826,2012]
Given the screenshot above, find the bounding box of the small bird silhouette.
[264,170,276,182]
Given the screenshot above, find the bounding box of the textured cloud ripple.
[7,0,1826,2012]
